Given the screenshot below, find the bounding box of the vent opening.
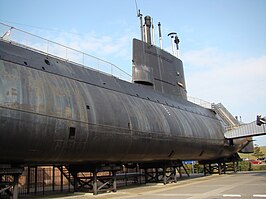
[134,80,153,86]
[69,127,76,139]
[44,59,50,65]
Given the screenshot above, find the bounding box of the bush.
[238,161,266,171]
[238,161,250,171]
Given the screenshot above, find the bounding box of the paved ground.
[38,171,266,199]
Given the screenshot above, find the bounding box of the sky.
[0,0,266,146]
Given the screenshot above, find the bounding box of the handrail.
[0,22,132,82]
[187,96,212,109]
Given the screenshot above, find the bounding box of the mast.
[158,22,163,49]
[137,10,144,41]
[168,32,180,58]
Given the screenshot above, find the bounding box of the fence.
[0,166,72,198]
[0,22,132,82]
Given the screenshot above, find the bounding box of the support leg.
[13,175,19,199]
[34,166,37,195]
[155,168,159,182]
[233,161,237,173]
[208,164,212,174]
[173,167,177,183]
[52,166,55,192]
[163,167,167,185]
[93,170,97,195]
[42,168,45,195]
[60,166,63,192]
[27,167,30,194]
[112,171,117,192]
[223,163,226,174]
[218,163,222,175]
[144,169,148,183]
[73,172,78,192]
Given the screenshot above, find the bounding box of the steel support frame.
[201,155,240,175]
[139,161,185,185]
[63,164,121,195]
[0,166,23,199]
[143,167,178,184]
[92,168,118,195]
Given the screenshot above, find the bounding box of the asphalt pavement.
[36,171,266,199]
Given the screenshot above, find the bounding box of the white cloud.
[13,29,133,80]
[49,32,131,59]
[183,48,266,145]
[183,47,266,123]
[50,31,133,79]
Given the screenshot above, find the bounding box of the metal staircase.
[56,166,75,187]
[211,103,240,130]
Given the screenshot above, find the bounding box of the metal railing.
[187,96,212,109]
[211,103,240,130]
[0,22,132,82]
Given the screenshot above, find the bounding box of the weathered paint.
[0,39,245,165]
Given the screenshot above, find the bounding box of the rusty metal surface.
[0,39,242,165]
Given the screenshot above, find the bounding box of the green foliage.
[260,165,266,170]
[251,164,266,171]
[253,144,265,159]
[238,161,250,171]
[238,160,266,171]
[193,163,204,173]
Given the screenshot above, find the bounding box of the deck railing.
[0,22,132,82]
[187,96,212,109]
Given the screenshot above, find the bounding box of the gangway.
[225,120,266,139]
[211,103,240,130]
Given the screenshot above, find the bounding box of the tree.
[253,144,265,159]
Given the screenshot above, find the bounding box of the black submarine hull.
[0,39,243,165]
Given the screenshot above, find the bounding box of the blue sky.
[1,0,266,145]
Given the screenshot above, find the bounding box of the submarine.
[0,15,262,165]
[0,14,265,196]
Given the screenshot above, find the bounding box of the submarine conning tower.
[132,15,187,100]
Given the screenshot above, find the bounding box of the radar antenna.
[134,0,143,41]
[168,32,180,58]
